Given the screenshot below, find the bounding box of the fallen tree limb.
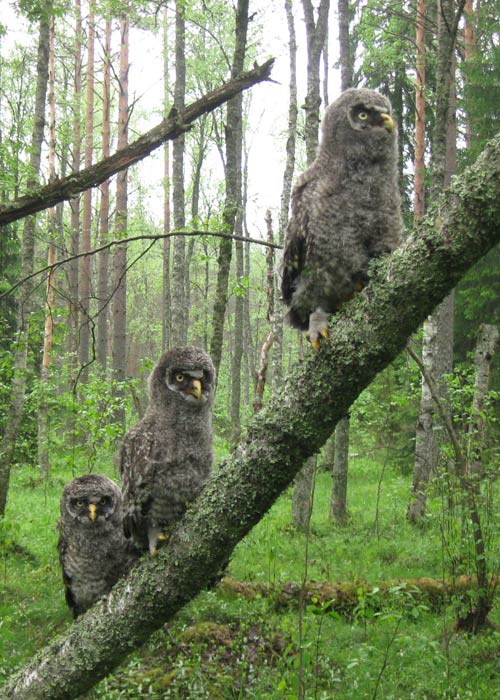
[1,134,499,700]
[0,59,275,226]
[220,575,499,615]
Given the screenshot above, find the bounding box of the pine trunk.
[67,0,82,390]
[97,18,112,371]
[0,12,50,516]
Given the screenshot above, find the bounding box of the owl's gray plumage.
[118,346,216,555]
[57,474,139,619]
[281,88,403,346]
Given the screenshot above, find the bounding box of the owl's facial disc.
[69,494,115,522]
[167,368,210,403]
[350,105,394,133]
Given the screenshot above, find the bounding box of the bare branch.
[0,229,282,300]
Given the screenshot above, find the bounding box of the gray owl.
[118,346,216,555]
[281,88,403,348]
[57,474,139,618]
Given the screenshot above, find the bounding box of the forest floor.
[0,452,498,699]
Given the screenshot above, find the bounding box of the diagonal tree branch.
[0,58,275,226]
[1,133,499,700]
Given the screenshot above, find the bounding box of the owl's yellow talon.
[158,533,168,542]
[311,338,321,350]
[319,328,329,339]
[151,548,159,557]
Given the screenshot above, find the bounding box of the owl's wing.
[57,526,79,618]
[117,423,157,550]
[281,169,315,306]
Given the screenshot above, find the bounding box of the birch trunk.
[2,132,500,699]
[111,10,129,428]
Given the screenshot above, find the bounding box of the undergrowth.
[0,455,498,699]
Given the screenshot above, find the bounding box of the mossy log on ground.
[1,135,499,700]
[220,576,499,615]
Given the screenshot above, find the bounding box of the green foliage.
[0,455,498,698]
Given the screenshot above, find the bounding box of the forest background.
[0,0,499,699]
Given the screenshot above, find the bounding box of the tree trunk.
[465,323,498,477]
[326,0,356,522]
[293,0,330,528]
[464,0,475,149]
[338,0,354,91]
[253,209,275,413]
[38,15,57,480]
[210,0,249,378]
[408,0,463,522]
[78,0,95,381]
[111,10,129,428]
[97,18,112,372]
[414,0,426,223]
[330,415,349,524]
[170,0,187,348]
[301,0,330,163]
[67,0,82,392]
[0,11,50,517]
[272,0,298,394]
[408,296,454,521]
[161,8,172,352]
[2,133,500,699]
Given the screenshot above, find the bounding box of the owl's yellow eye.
[358,111,369,120]
[175,373,184,382]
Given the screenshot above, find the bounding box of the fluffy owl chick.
[118,346,216,556]
[57,474,139,619]
[281,88,403,348]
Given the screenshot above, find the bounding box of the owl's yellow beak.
[189,379,203,400]
[88,503,97,521]
[381,113,395,132]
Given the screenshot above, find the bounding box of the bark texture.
[1,134,500,700]
[0,59,275,226]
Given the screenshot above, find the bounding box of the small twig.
[0,229,282,300]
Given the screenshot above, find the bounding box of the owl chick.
[57,474,139,619]
[281,88,403,348]
[118,346,216,556]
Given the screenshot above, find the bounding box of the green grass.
[1,453,498,699]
